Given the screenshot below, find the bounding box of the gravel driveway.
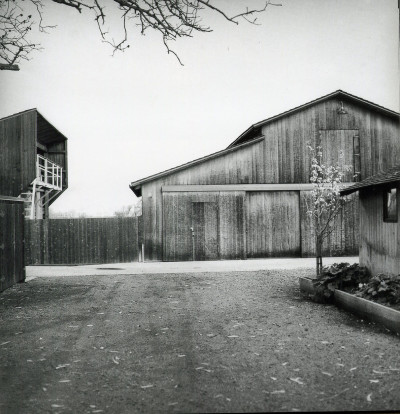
[0,268,399,413]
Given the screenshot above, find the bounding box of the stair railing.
[36,155,63,190]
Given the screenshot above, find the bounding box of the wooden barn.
[341,165,400,276]
[0,109,68,219]
[130,90,400,262]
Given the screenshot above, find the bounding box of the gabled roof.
[130,90,399,196]
[129,137,264,197]
[0,108,68,145]
[227,90,399,148]
[340,165,400,196]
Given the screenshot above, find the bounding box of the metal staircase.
[19,155,63,219]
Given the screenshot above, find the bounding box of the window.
[383,187,398,222]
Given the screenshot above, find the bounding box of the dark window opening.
[383,187,398,222]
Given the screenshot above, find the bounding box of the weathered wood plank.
[24,217,141,265]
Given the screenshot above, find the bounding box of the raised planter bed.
[299,277,400,335]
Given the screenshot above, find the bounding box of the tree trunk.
[316,236,323,276]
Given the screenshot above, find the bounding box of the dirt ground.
[0,268,399,413]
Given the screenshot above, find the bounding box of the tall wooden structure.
[0,109,68,218]
[130,90,400,262]
[341,166,400,276]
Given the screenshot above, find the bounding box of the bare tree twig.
[0,0,279,69]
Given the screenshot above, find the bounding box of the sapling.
[305,144,352,276]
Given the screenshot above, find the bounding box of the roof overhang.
[340,166,400,196]
[0,108,68,145]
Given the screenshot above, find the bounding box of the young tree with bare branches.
[0,0,281,70]
[305,144,351,276]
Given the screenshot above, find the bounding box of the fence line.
[25,217,143,265]
[0,197,25,291]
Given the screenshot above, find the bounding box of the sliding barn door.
[246,191,301,258]
[162,191,246,261]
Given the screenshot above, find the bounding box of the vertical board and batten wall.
[143,138,265,261]
[139,96,398,261]
[25,217,142,265]
[246,191,300,258]
[359,188,400,276]
[163,191,246,261]
[0,197,25,292]
[0,111,36,197]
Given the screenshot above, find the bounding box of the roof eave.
[340,179,400,196]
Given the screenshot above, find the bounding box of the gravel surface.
[0,268,399,413]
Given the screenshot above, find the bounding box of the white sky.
[0,0,398,216]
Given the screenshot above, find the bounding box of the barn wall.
[359,188,400,276]
[262,98,399,183]
[0,111,36,197]
[300,191,359,257]
[140,96,398,261]
[142,139,264,261]
[162,191,246,261]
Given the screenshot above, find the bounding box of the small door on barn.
[246,191,301,258]
[319,130,359,182]
[192,202,219,261]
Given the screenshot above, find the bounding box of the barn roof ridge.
[227,90,400,148]
[340,164,400,196]
[130,90,399,196]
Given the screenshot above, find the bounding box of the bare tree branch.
[0,0,280,69]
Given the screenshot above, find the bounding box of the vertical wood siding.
[246,191,300,258]
[261,99,399,183]
[139,97,398,261]
[0,199,25,292]
[300,191,359,257]
[0,111,36,196]
[359,188,400,276]
[25,217,142,265]
[162,191,246,261]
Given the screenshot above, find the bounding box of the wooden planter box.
[299,277,400,335]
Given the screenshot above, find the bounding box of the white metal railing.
[36,155,63,190]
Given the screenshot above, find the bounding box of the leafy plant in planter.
[355,273,400,309]
[311,262,370,303]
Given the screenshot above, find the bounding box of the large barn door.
[192,202,219,261]
[246,191,301,258]
[319,130,359,182]
[163,191,246,261]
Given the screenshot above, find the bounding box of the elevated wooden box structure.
[0,109,68,219]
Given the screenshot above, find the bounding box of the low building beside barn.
[0,109,68,219]
[130,90,400,262]
[340,166,400,276]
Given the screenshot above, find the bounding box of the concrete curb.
[299,277,400,335]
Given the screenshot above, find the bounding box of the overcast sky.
[0,0,398,216]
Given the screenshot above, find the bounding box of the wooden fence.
[0,196,25,292]
[25,217,143,265]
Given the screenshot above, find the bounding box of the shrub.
[355,273,400,307]
[311,263,370,303]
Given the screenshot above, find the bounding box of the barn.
[340,165,400,276]
[130,90,400,262]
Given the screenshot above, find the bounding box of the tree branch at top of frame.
[0,0,281,70]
